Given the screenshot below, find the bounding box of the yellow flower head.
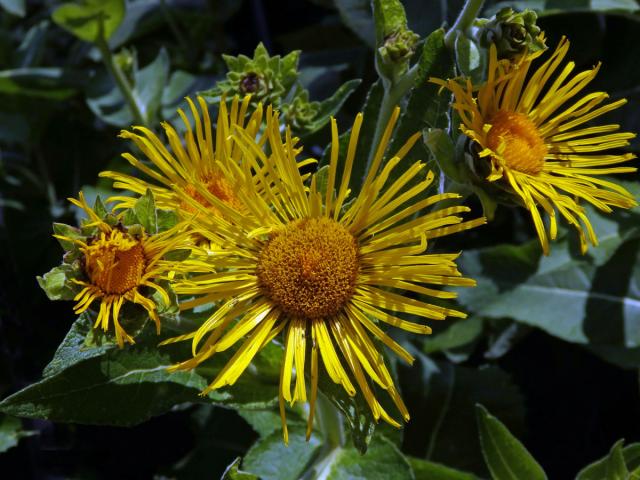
[432,37,638,254]
[57,192,191,347]
[101,95,265,219]
[165,108,485,442]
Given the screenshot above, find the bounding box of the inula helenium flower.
[102,96,265,220]
[54,193,190,347]
[164,107,485,442]
[433,37,637,254]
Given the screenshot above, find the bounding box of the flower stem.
[96,37,146,126]
[444,0,485,49]
[363,63,418,185]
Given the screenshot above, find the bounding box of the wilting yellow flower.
[57,193,190,347]
[165,108,485,442]
[433,37,637,254]
[101,95,264,219]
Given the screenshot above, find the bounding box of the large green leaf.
[326,435,414,480]
[0,68,82,99]
[242,426,323,480]
[458,189,640,348]
[476,405,547,480]
[409,457,480,480]
[317,368,376,455]
[52,0,125,43]
[576,440,640,480]
[399,353,524,475]
[0,314,281,425]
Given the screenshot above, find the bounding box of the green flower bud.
[203,43,300,107]
[473,8,546,59]
[378,28,420,67]
[281,90,321,133]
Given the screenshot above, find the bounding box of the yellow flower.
[165,108,485,442]
[432,37,638,254]
[57,192,191,347]
[101,96,265,219]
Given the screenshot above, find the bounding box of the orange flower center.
[256,217,359,319]
[182,174,244,217]
[84,230,146,295]
[486,111,547,175]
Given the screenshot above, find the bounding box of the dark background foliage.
[1,0,640,478]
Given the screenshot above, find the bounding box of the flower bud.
[473,8,546,59]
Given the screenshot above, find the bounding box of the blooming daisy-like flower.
[101,96,273,219]
[432,37,637,254]
[165,107,485,442]
[56,192,191,347]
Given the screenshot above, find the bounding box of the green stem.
[363,63,418,185]
[96,37,146,126]
[444,0,485,49]
[315,392,344,448]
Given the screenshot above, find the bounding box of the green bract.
[200,43,360,135]
[472,7,546,59]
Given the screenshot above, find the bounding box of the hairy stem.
[363,63,418,185]
[444,0,485,49]
[96,37,146,126]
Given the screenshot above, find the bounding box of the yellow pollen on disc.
[84,230,146,295]
[486,111,547,175]
[256,217,359,319]
[182,173,244,216]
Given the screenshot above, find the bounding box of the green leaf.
[52,222,84,251]
[423,128,461,183]
[42,313,113,377]
[454,34,485,84]
[476,404,547,480]
[238,409,294,438]
[133,189,158,234]
[317,369,376,454]
[576,440,640,480]
[423,317,484,355]
[87,48,170,127]
[0,68,81,100]
[334,0,375,48]
[0,0,24,16]
[304,79,361,133]
[221,458,259,480]
[0,415,36,453]
[36,263,81,301]
[409,456,480,480]
[134,47,170,126]
[327,435,414,480]
[52,0,125,43]
[0,313,281,425]
[157,209,180,232]
[242,426,323,480]
[401,353,524,474]
[457,230,640,347]
[372,0,406,41]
